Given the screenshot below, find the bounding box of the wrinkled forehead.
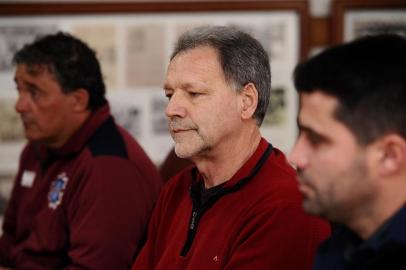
[14,63,59,88]
[16,62,54,77]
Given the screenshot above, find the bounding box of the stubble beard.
[302,192,330,219]
[170,117,208,159]
[300,156,371,223]
[172,130,210,159]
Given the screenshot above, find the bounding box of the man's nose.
[288,136,308,170]
[166,92,187,119]
[15,92,30,114]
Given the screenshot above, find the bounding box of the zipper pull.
[190,211,198,230]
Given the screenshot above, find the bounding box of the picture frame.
[332,0,406,43]
[0,1,308,169]
[0,1,310,58]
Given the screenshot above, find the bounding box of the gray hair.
[171,25,271,126]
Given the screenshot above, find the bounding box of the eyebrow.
[297,121,331,143]
[163,82,207,92]
[14,77,40,90]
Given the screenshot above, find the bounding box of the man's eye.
[165,93,172,99]
[30,89,38,97]
[189,92,201,97]
[307,133,324,146]
[27,86,40,98]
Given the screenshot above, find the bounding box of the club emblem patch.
[48,172,69,210]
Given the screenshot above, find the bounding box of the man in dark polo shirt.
[290,34,406,269]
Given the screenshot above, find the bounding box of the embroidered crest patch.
[48,172,68,209]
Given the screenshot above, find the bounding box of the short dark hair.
[13,31,107,111]
[294,34,406,145]
[171,25,271,126]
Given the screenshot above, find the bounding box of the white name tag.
[21,170,36,188]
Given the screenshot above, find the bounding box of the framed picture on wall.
[0,1,309,168]
[332,0,406,43]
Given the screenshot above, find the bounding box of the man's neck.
[193,128,262,188]
[347,183,406,240]
[45,110,92,150]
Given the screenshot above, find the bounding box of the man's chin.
[174,147,195,159]
[24,131,45,144]
[302,201,323,216]
[173,143,203,159]
[24,132,36,142]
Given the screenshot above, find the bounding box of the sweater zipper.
[180,202,201,256]
[180,188,230,256]
[180,143,273,257]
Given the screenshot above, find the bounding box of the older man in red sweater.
[132,25,330,270]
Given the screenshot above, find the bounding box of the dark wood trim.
[332,0,406,44]
[0,0,310,59]
[0,1,307,14]
[310,17,330,47]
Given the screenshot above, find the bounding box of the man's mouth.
[296,174,313,196]
[20,117,34,129]
[172,128,194,134]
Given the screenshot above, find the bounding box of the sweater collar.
[224,137,271,188]
[191,138,272,192]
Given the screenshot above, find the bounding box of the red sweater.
[133,138,330,269]
[0,105,162,269]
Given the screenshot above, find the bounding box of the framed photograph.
[332,0,406,43]
[0,1,308,166]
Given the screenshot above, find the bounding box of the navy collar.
[340,204,406,266]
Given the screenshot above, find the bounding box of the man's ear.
[70,88,89,113]
[240,82,258,120]
[372,134,406,177]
